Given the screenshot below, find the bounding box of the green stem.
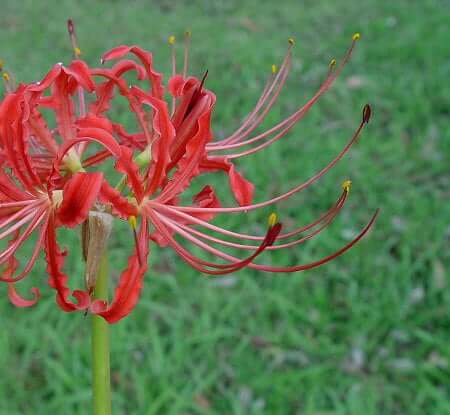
[91,255,112,415]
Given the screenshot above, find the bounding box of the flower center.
[64,149,85,173]
[52,190,63,208]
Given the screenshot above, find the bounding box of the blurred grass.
[0,0,449,414]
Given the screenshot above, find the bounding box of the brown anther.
[362,104,372,124]
[67,19,75,34]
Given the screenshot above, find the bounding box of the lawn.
[0,0,449,414]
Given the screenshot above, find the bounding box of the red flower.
[0,61,111,309]
[0,29,378,323]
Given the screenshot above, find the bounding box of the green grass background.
[0,0,449,413]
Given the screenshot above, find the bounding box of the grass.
[0,0,449,413]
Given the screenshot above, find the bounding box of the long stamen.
[0,201,44,230]
[0,200,38,209]
[156,193,344,251]
[168,35,177,114]
[156,105,370,214]
[219,90,367,158]
[0,215,49,283]
[2,71,14,94]
[1,59,15,93]
[183,30,191,78]
[67,19,88,159]
[149,186,347,244]
[208,33,361,152]
[67,19,82,59]
[151,206,378,274]
[67,20,85,116]
[226,59,291,146]
[0,207,47,264]
[213,40,293,147]
[150,210,282,274]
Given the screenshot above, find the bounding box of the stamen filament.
[183,31,191,78]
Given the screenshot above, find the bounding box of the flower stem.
[91,255,112,415]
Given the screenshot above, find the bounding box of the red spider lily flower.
[0,61,112,310]
[90,33,378,321]
[0,27,378,323]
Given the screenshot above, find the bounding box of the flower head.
[0,23,378,323]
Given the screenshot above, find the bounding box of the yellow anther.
[268,212,278,227]
[329,58,337,68]
[288,37,295,46]
[342,180,352,193]
[0,59,3,71]
[128,215,137,230]
[2,72,10,82]
[168,35,176,45]
[271,64,278,74]
[74,47,82,57]
[185,30,191,37]
[352,32,361,41]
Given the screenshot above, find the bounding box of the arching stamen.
[208,33,361,152]
[151,207,378,274]
[67,19,82,59]
[0,207,47,264]
[67,18,86,156]
[148,186,347,243]
[156,194,345,251]
[2,71,14,94]
[159,105,370,213]
[168,35,177,114]
[0,215,49,283]
[183,30,191,78]
[213,41,293,147]
[149,210,282,274]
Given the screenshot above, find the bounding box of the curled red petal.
[53,126,122,178]
[110,59,147,80]
[45,214,90,311]
[8,284,40,307]
[168,74,190,97]
[52,71,77,142]
[64,60,96,92]
[98,178,138,219]
[191,185,221,221]
[90,80,115,115]
[200,156,255,206]
[57,172,103,227]
[75,127,122,156]
[76,113,114,133]
[89,60,146,116]
[115,146,144,201]
[26,64,62,92]
[91,218,149,323]
[129,86,175,194]
[228,163,255,206]
[101,45,164,99]
[158,93,214,203]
